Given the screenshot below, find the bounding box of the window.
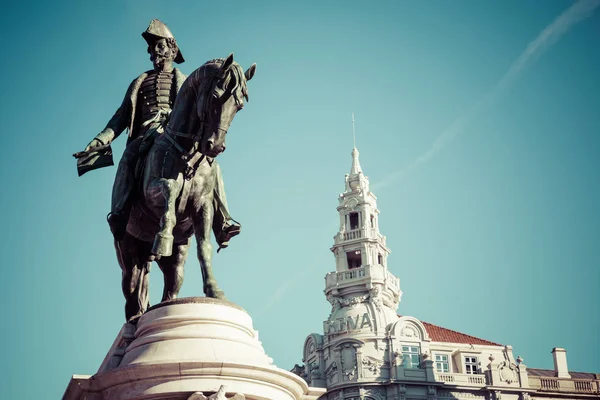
[346,250,361,269]
[435,354,449,373]
[349,212,359,230]
[378,253,383,265]
[401,345,421,369]
[464,356,479,374]
[370,214,375,228]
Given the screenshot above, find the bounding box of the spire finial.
[352,112,356,149]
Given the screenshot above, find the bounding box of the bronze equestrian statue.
[77,19,241,250]
[74,20,256,321]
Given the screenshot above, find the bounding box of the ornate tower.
[329,147,400,309]
[301,147,403,398]
[297,147,599,400]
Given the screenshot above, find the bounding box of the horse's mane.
[186,57,249,102]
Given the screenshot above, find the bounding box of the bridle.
[164,62,241,180]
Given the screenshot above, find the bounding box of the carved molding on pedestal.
[188,385,245,399]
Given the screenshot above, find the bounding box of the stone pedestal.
[64,297,325,400]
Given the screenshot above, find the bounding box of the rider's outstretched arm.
[87,77,138,150]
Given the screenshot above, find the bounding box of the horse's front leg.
[156,238,190,302]
[195,202,225,299]
[151,176,183,258]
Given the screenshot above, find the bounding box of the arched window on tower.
[346,250,361,269]
[349,212,360,230]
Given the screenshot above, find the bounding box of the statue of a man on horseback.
[74,19,256,321]
[77,19,240,250]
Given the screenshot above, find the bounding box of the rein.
[162,61,242,181]
[163,69,220,180]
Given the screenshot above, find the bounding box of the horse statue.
[116,54,256,321]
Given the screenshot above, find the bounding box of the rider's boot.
[107,211,128,241]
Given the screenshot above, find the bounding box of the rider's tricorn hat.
[142,19,185,64]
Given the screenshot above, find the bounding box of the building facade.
[295,148,600,400]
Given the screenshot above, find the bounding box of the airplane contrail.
[373,0,600,190]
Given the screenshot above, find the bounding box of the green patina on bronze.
[73,19,256,321]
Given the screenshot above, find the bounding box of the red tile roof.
[398,314,500,345]
[421,320,501,346]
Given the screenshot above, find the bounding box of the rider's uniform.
[93,69,187,219]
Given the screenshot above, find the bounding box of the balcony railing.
[335,229,387,246]
[435,373,486,386]
[529,376,599,394]
[325,265,399,292]
[343,229,363,241]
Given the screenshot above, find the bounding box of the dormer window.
[465,356,479,374]
[435,354,450,373]
[346,250,361,269]
[349,212,359,230]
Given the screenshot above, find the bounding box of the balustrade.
[540,377,560,390]
[467,375,485,384]
[326,265,399,289]
[337,228,386,243]
[574,380,594,392]
[437,374,454,383]
[529,376,599,394]
[434,373,487,386]
[343,229,363,241]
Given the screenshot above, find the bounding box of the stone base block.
[63,297,325,400]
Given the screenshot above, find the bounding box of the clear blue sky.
[1,1,599,398]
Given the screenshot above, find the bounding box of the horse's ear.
[222,53,234,71]
[245,63,256,81]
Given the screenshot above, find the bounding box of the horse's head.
[195,54,256,158]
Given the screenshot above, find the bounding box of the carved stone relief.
[392,350,402,366]
[345,387,386,400]
[437,390,485,400]
[362,355,384,375]
[328,391,342,400]
[382,297,398,309]
[340,344,358,381]
[325,361,339,385]
[398,384,407,400]
[365,387,386,400]
[369,287,383,311]
[307,338,316,355]
[340,294,369,308]
[498,360,518,384]
[309,361,321,379]
[427,385,437,400]
[187,385,244,399]
[400,324,418,338]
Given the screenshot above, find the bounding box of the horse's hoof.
[205,287,226,300]
[148,254,161,262]
[152,233,174,257]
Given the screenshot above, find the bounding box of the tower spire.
[352,112,356,149]
[324,139,401,338]
[350,113,362,175]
